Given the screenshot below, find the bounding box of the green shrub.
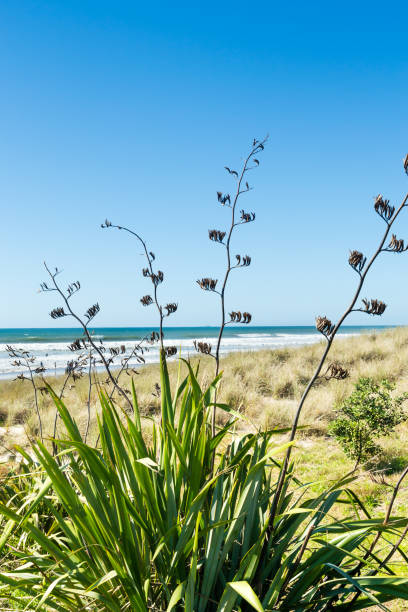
[329,377,408,465]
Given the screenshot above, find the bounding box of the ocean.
[0,325,393,379]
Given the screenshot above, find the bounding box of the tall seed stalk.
[102,220,179,359]
[195,137,267,437]
[270,154,408,525]
[40,263,133,411]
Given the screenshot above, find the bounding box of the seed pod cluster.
[84,303,100,321]
[68,338,85,352]
[235,254,251,267]
[101,219,112,228]
[348,250,366,273]
[197,278,218,291]
[209,229,226,243]
[325,363,349,380]
[194,340,212,355]
[240,210,256,223]
[109,345,126,356]
[50,307,66,319]
[149,331,160,344]
[65,359,87,381]
[151,271,164,286]
[164,303,178,315]
[140,295,153,306]
[229,311,252,323]
[217,192,231,206]
[316,316,335,339]
[225,166,238,177]
[162,346,177,358]
[67,281,81,297]
[387,234,407,253]
[362,298,386,315]
[374,195,395,221]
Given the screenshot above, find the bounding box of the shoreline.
[0,324,397,380]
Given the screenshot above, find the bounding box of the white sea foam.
[0,330,360,379]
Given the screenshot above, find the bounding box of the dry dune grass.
[1,325,408,454]
[1,325,408,524]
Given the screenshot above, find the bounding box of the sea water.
[0,325,393,379]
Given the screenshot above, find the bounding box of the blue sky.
[1,1,408,327]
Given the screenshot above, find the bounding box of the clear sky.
[1,1,408,328]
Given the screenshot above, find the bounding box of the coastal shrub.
[2,359,408,610]
[329,377,408,465]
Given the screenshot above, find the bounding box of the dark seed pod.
[217,192,231,206]
[324,362,349,380]
[50,307,66,319]
[84,303,100,321]
[362,298,386,315]
[387,234,406,253]
[229,310,242,322]
[224,166,239,177]
[240,210,256,223]
[140,295,153,306]
[235,254,252,267]
[142,268,150,278]
[67,281,81,296]
[193,340,212,355]
[374,195,395,221]
[229,310,251,324]
[101,219,112,228]
[197,277,218,291]
[68,338,83,352]
[151,271,164,286]
[162,346,177,358]
[316,316,335,339]
[404,153,408,175]
[164,303,178,315]
[348,250,366,273]
[149,331,160,344]
[209,229,226,243]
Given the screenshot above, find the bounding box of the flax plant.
[2,363,408,610]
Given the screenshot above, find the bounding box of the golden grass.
[1,326,408,510]
[2,326,408,441]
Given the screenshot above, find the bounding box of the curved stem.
[212,138,267,439]
[84,351,92,444]
[108,226,164,351]
[108,334,150,402]
[52,370,72,456]
[44,263,133,411]
[27,363,43,444]
[269,192,408,527]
